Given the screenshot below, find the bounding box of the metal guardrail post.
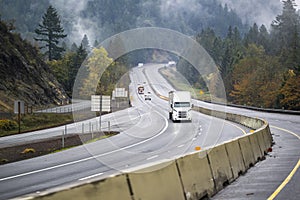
[62,130,65,148]
[108,121,110,133]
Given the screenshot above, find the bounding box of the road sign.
[14,100,25,114]
[113,88,127,98]
[91,95,111,112]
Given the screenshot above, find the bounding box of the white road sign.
[113,88,127,98]
[14,100,25,114]
[91,95,111,112]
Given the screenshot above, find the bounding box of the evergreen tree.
[34,5,67,60]
[271,0,300,71]
[93,40,99,48]
[81,34,91,52]
[68,44,87,95]
[70,43,78,52]
[258,25,270,52]
[244,23,259,46]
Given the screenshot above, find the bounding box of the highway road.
[145,63,300,200]
[0,65,250,199]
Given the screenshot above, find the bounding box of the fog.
[218,0,300,28]
[48,0,300,44]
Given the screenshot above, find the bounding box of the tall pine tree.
[271,0,300,71]
[35,5,67,61]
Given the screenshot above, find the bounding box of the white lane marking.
[0,111,169,182]
[146,155,159,160]
[224,120,247,135]
[177,144,185,148]
[79,173,104,181]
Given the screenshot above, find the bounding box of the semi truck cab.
[169,91,192,122]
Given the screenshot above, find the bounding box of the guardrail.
[24,104,273,200]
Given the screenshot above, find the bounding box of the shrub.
[21,148,36,154]
[0,119,18,131]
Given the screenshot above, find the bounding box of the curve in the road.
[267,126,300,200]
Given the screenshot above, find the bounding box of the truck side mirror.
[191,104,194,108]
[171,104,173,108]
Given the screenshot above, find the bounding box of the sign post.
[91,95,111,131]
[14,100,25,134]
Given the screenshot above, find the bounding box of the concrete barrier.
[262,125,273,148]
[248,132,264,161]
[207,144,234,191]
[238,136,256,168]
[176,151,215,199]
[30,174,132,200]
[128,161,185,200]
[224,139,246,179]
[256,129,268,154]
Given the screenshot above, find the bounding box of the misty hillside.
[0,0,247,45]
[0,19,68,112]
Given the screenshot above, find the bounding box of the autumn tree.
[230,44,283,108]
[280,71,300,109]
[79,47,113,98]
[35,5,67,60]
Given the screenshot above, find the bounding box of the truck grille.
[178,111,187,118]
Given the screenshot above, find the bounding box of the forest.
[177,0,300,110]
[0,0,299,110]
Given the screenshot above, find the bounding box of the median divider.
[238,135,256,168]
[224,139,246,179]
[27,103,273,200]
[207,144,234,191]
[127,161,185,200]
[176,150,215,199]
[248,131,264,161]
[26,174,132,200]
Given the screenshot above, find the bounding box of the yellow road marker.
[195,146,201,151]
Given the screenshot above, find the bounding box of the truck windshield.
[174,102,190,107]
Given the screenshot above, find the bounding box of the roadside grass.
[0,113,73,137]
[51,133,117,154]
[0,131,119,164]
[159,67,211,101]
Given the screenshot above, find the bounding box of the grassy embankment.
[159,67,211,100]
[0,113,73,137]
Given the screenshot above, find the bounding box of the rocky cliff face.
[0,20,68,112]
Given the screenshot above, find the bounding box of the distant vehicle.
[167,61,176,67]
[169,91,192,122]
[144,92,151,100]
[138,86,144,94]
[138,63,143,67]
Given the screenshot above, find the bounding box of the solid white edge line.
[146,155,159,160]
[78,173,104,181]
[0,111,169,182]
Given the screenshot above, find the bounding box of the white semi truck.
[168,91,192,122]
